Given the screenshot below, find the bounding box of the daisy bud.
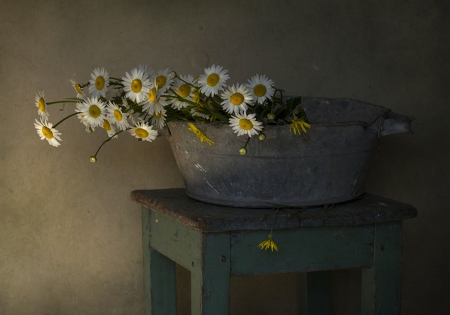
[90,156,97,163]
[239,148,247,155]
[258,133,266,141]
[267,113,275,120]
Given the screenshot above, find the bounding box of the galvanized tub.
[166,97,414,208]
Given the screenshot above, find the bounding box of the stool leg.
[306,270,332,315]
[142,208,177,315]
[191,233,230,315]
[361,222,402,315]
[148,249,177,315]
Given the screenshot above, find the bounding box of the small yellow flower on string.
[290,117,311,135]
[187,122,214,145]
[258,234,278,252]
[258,206,281,252]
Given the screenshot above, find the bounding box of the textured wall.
[0,0,448,314]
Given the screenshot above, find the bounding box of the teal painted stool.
[131,189,416,315]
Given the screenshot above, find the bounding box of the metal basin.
[166,97,414,208]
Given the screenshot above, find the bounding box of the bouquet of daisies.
[34,65,310,161]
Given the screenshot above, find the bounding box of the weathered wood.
[148,208,202,271]
[306,271,332,315]
[148,249,177,315]
[142,207,151,315]
[361,221,402,315]
[143,209,177,315]
[191,233,231,315]
[135,190,416,315]
[230,225,373,275]
[131,189,417,232]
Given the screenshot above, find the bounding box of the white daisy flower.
[107,101,130,131]
[75,103,94,132]
[121,97,137,125]
[146,79,159,101]
[221,84,254,115]
[88,68,110,98]
[70,80,85,99]
[190,108,210,120]
[198,64,229,97]
[102,119,118,138]
[142,81,168,115]
[154,68,174,94]
[77,97,107,128]
[151,108,167,129]
[101,88,115,102]
[35,90,49,121]
[34,119,62,147]
[122,68,151,103]
[138,64,156,80]
[143,96,168,115]
[229,112,263,137]
[171,74,195,110]
[129,122,158,142]
[245,74,275,104]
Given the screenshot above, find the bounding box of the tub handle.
[380,112,415,137]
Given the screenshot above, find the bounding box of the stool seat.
[131,188,417,315]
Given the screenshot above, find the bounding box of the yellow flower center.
[149,88,157,102]
[253,84,267,97]
[135,128,149,138]
[131,79,142,93]
[103,119,111,131]
[114,109,123,121]
[230,93,244,106]
[177,84,191,98]
[239,118,253,130]
[156,76,167,89]
[207,73,221,86]
[42,126,53,139]
[89,105,101,118]
[95,76,105,90]
[75,84,83,94]
[192,88,200,103]
[154,112,162,119]
[38,98,46,112]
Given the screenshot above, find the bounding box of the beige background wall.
[0,0,448,314]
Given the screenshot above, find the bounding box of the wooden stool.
[131,189,416,315]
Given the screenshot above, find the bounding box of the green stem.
[53,112,79,128]
[243,136,251,149]
[92,129,126,158]
[171,72,197,88]
[270,207,279,236]
[165,88,192,103]
[127,103,144,112]
[108,81,124,87]
[47,100,80,105]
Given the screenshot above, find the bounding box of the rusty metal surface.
[130,189,417,232]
